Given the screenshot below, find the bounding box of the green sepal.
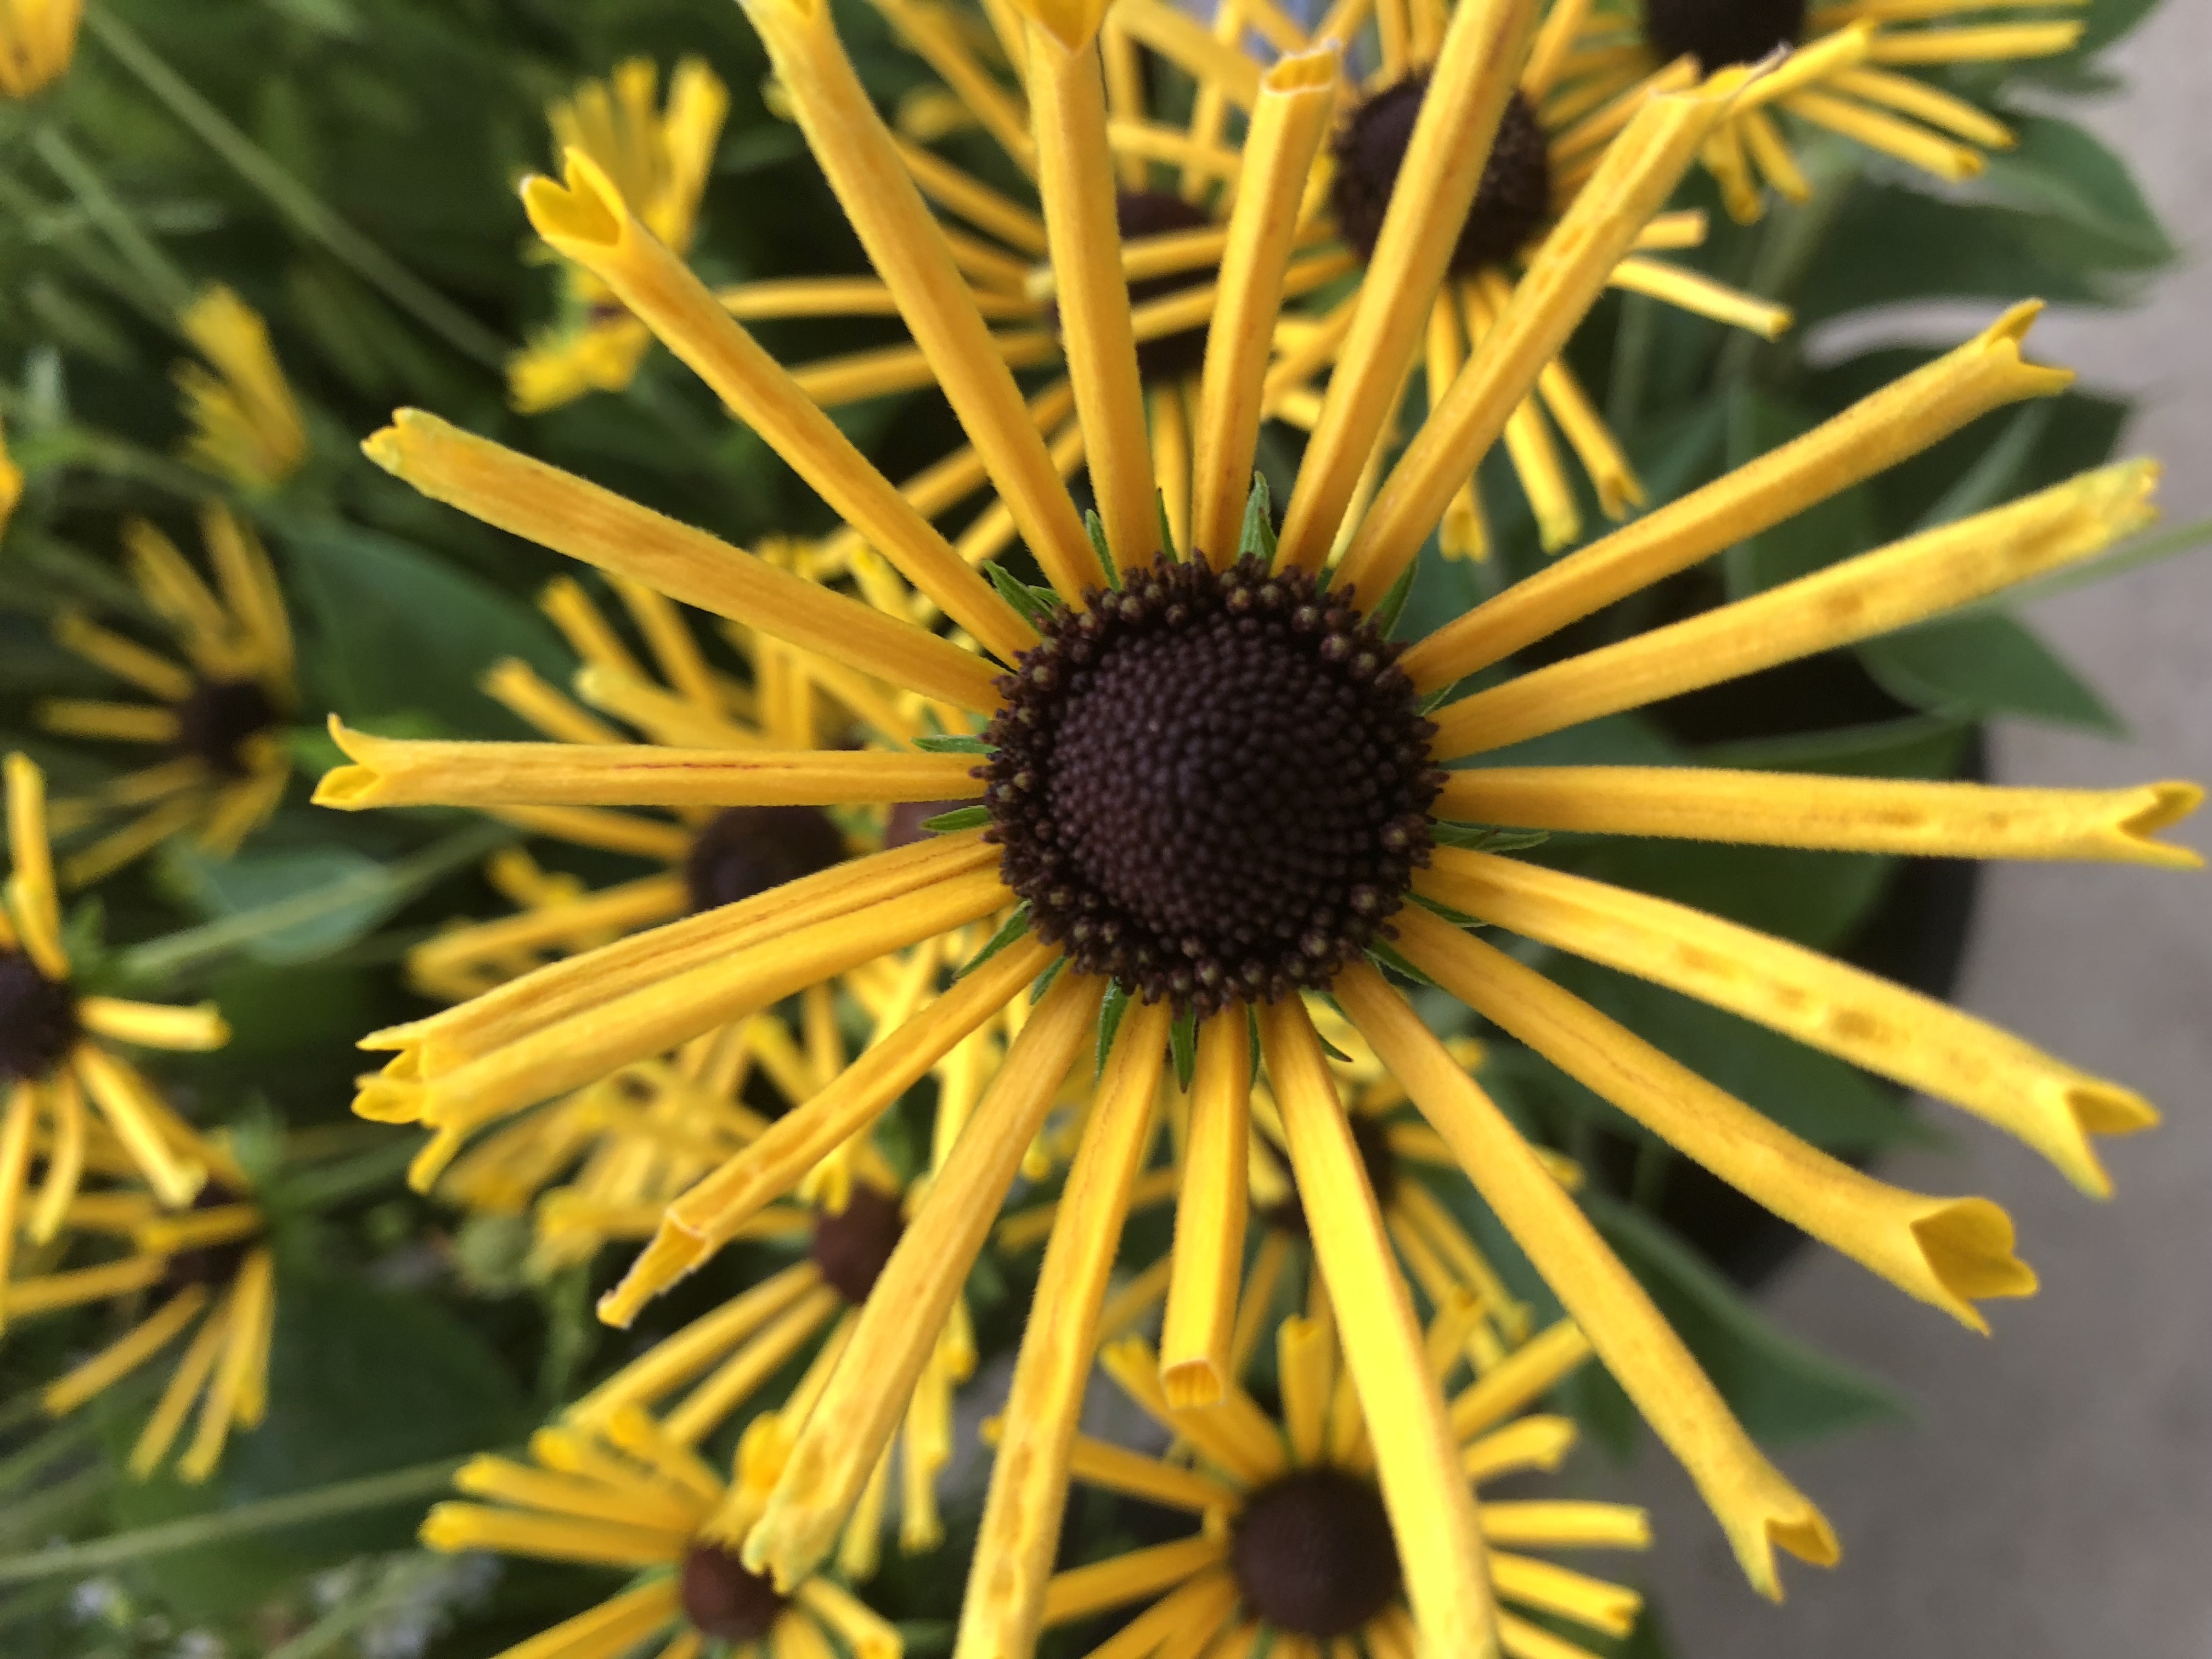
[1430,821,1550,854]
[1030,955,1066,1004]
[921,805,992,834]
[1085,510,1120,589]
[1367,557,1417,638]
[1408,890,1487,930]
[1170,1005,1199,1090]
[1366,939,1440,991]
[1237,473,1277,565]
[983,560,1060,629]
[1155,490,1179,562]
[954,903,1032,980]
[913,733,994,755]
[1096,981,1132,1081]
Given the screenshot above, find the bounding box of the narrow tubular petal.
[1040,1535,1229,1627]
[1334,72,1746,597]
[1109,0,1260,106]
[957,1000,1172,1659]
[522,152,1035,667]
[1436,768,2204,868]
[378,868,1012,1149]
[1026,25,1158,567]
[1481,1500,1653,1551]
[1866,23,2085,64]
[1432,460,2159,759]
[745,969,1104,1588]
[602,940,1057,1323]
[77,998,230,1051]
[75,1048,207,1209]
[1396,911,2038,1329]
[1606,257,1792,339]
[571,1261,825,1423]
[1191,46,1340,565]
[318,728,982,812]
[1401,301,2072,690]
[741,0,1101,597]
[1054,1430,1241,1511]
[1258,997,1500,1658]
[52,613,194,701]
[1275,0,1539,572]
[363,410,1000,715]
[4,753,68,978]
[1336,962,1838,1600]
[1415,849,2155,1196]
[42,1288,210,1416]
[368,832,997,1076]
[1161,1012,1252,1407]
[1488,1552,1641,1636]
[418,1503,692,1568]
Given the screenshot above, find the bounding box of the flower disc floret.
[980,556,1440,1013]
[0,947,78,1084]
[1332,78,1553,275]
[175,676,278,779]
[810,1182,906,1304]
[679,1540,788,1643]
[682,804,846,915]
[1231,1465,1404,1638]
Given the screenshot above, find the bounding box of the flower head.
[177,286,308,492]
[510,58,731,413]
[1559,0,2089,219]
[317,0,2193,1643]
[0,0,82,101]
[39,506,295,885]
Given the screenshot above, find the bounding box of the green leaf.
[1095,981,1131,1080]
[921,805,993,833]
[1859,614,2121,732]
[956,904,1033,979]
[1587,1196,1906,1443]
[1086,509,1120,589]
[278,516,568,736]
[1238,472,1277,565]
[1979,114,2174,264]
[1912,403,2055,531]
[913,733,994,755]
[1170,1006,1198,1090]
[983,560,1058,629]
[162,844,402,965]
[1725,390,1880,594]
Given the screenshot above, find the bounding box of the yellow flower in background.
[177,285,308,492]
[40,504,295,886]
[0,0,82,101]
[0,414,24,539]
[1002,1298,1642,1659]
[0,753,229,1234]
[1554,0,2087,219]
[420,1409,901,1659]
[311,0,2196,1642]
[510,57,731,413]
[8,1172,275,1483]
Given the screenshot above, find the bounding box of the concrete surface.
[1634,6,2212,1653]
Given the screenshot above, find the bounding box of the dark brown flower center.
[1642,0,1807,70]
[0,947,78,1084]
[1233,1466,1403,1638]
[682,806,846,915]
[1331,80,1552,275]
[1263,1114,1399,1239]
[679,1539,787,1643]
[979,556,1440,1015]
[176,676,278,778]
[160,1188,259,1292]
[810,1182,906,1304]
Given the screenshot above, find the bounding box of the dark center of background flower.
[810,1181,906,1304]
[175,677,278,779]
[1641,0,1807,70]
[1263,1114,1400,1239]
[682,805,847,915]
[679,1539,788,1642]
[0,947,79,1084]
[882,798,968,851]
[980,556,1440,1014]
[1232,1465,1403,1637]
[160,1187,258,1291]
[1331,80,1553,276]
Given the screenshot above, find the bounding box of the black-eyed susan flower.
[314,0,2193,1643]
[0,415,23,537]
[1553,0,2087,219]
[7,1169,275,1482]
[1,753,229,1228]
[991,1295,1640,1659]
[0,0,81,101]
[175,284,309,492]
[420,1407,901,1659]
[39,505,295,885]
[511,57,732,413]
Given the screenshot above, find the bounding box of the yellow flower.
[39,505,295,885]
[994,1295,1643,1659]
[0,414,24,539]
[1,754,230,1240]
[1555,0,2087,219]
[510,58,732,413]
[177,285,309,491]
[315,0,2191,1644]
[8,1173,275,1483]
[0,0,82,101]
[420,1408,901,1659]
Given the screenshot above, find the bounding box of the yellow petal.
[1259,995,1500,1658]
[77,997,230,1051]
[1338,962,1838,1600]
[1160,1012,1252,1407]
[1039,1536,1228,1627]
[43,1288,210,1418]
[957,1000,1171,1658]
[1431,460,2159,759]
[1417,847,2154,1197]
[1402,301,2073,691]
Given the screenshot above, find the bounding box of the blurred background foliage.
[0,0,2197,1654]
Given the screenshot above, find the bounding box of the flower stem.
[30,123,195,315]
[80,3,510,368]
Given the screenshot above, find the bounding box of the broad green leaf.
[1978,114,2172,265]
[1589,1196,1906,1443]
[163,844,403,965]
[1553,828,1895,953]
[1859,614,2121,732]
